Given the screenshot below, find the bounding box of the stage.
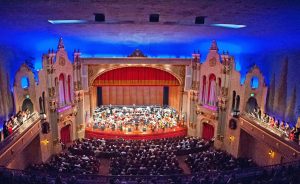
[85,126,187,140]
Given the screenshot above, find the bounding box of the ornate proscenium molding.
[128,49,147,57]
[89,65,186,87]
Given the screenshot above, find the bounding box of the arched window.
[246,97,258,113]
[59,73,66,105]
[208,74,217,106]
[68,75,72,103]
[232,91,236,111]
[201,75,206,103]
[55,77,58,86]
[22,98,34,113]
[21,76,30,89]
[217,77,222,96]
[39,96,43,113]
[251,76,259,89]
[218,77,221,88]
[42,91,46,113]
[235,95,240,111]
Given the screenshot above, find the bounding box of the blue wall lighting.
[211,24,246,29]
[48,20,87,24]
[21,76,29,89]
[251,76,259,89]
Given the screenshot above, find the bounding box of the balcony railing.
[242,113,290,139]
[0,112,39,152]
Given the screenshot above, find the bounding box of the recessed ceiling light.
[195,16,206,24]
[211,24,246,29]
[94,13,105,22]
[149,14,159,22]
[48,20,87,24]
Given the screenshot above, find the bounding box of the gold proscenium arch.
[89,65,184,86]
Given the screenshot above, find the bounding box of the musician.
[91,105,179,133]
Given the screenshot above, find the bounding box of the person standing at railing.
[7,120,13,135]
[2,121,9,139]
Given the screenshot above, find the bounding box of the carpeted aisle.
[99,158,111,175]
[177,155,191,175]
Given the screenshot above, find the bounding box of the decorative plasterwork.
[88,64,186,87]
[128,49,147,57]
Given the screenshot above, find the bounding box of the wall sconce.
[268,150,275,159]
[229,135,235,142]
[41,139,49,146]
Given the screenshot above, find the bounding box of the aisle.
[99,158,111,175]
[177,155,191,175]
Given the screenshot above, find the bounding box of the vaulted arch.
[93,67,180,86]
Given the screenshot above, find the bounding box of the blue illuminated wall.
[20,76,29,89]
[0,37,299,125]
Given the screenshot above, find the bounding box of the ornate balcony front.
[240,113,300,160]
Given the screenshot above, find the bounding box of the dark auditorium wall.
[238,129,282,166]
[238,51,300,122]
[7,135,42,170]
[0,65,14,125]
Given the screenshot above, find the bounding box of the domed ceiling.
[0,0,299,81]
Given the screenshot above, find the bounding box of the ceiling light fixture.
[211,24,246,29]
[149,14,159,22]
[195,16,206,24]
[94,13,105,22]
[48,20,87,24]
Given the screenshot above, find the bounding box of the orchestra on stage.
[88,105,180,133]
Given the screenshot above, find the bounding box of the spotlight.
[149,14,159,22]
[95,13,105,22]
[195,16,206,24]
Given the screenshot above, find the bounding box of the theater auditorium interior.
[0,0,300,183]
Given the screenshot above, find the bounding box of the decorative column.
[217,51,233,141]
[46,50,56,112]
[189,51,201,128]
[73,49,81,91]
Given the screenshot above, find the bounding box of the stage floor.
[85,126,187,140]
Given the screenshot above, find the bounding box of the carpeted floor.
[177,155,191,175]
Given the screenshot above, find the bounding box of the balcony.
[240,113,300,158]
[0,112,41,166]
[197,104,218,120]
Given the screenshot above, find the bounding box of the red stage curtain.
[102,86,163,105]
[93,67,180,86]
[202,123,214,140]
[60,125,71,144]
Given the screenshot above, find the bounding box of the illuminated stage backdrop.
[92,67,180,109]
